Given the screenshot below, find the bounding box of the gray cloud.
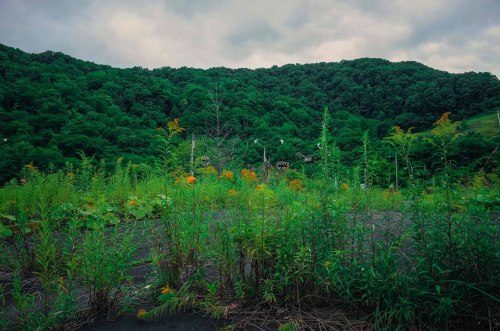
[0,0,499,76]
[228,20,282,47]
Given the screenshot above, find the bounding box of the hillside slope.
[1,43,499,183]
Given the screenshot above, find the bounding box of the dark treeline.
[1,43,499,184]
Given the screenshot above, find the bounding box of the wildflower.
[241,169,256,182]
[323,261,332,268]
[128,200,137,206]
[288,179,303,191]
[430,112,461,141]
[256,184,264,191]
[186,176,197,184]
[161,284,175,294]
[198,166,217,176]
[167,118,186,134]
[137,308,148,319]
[222,170,234,180]
[434,112,452,127]
[228,189,238,197]
[24,163,37,171]
[340,182,349,190]
[392,125,402,134]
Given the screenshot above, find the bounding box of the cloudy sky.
[1,0,499,76]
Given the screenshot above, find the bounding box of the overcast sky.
[1,0,499,77]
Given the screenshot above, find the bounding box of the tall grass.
[0,120,498,330]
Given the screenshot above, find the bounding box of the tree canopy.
[1,44,499,183]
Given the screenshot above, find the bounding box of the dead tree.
[205,84,240,175]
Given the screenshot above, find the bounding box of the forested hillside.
[1,43,499,184]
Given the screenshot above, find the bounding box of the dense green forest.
[1,43,499,184]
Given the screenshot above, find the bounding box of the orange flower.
[323,261,332,268]
[288,179,303,191]
[128,200,137,206]
[186,175,197,184]
[434,112,452,126]
[222,170,234,180]
[137,308,148,319]
[228,189,238,197]
[241,169,256,182]
[161,284,175,294]
[24,163,37,171]
[167,118,186,134]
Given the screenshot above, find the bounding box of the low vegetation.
[0,114,498,330]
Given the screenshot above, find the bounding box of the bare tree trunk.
[190,133,195,176]
[395,151,399,190]
[263,146,270,183]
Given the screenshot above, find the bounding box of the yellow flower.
[288,179,303,191]
[161,284,175,294]
[222,170,234,180]
[186,176,197,184]
[340,183,349,190]
[256,184,264,191]
[198,166,218,176]
[241,169,256,182]
[228,189,238,197]
[137,308,147,319]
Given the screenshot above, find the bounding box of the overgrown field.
[0,114,498,330]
